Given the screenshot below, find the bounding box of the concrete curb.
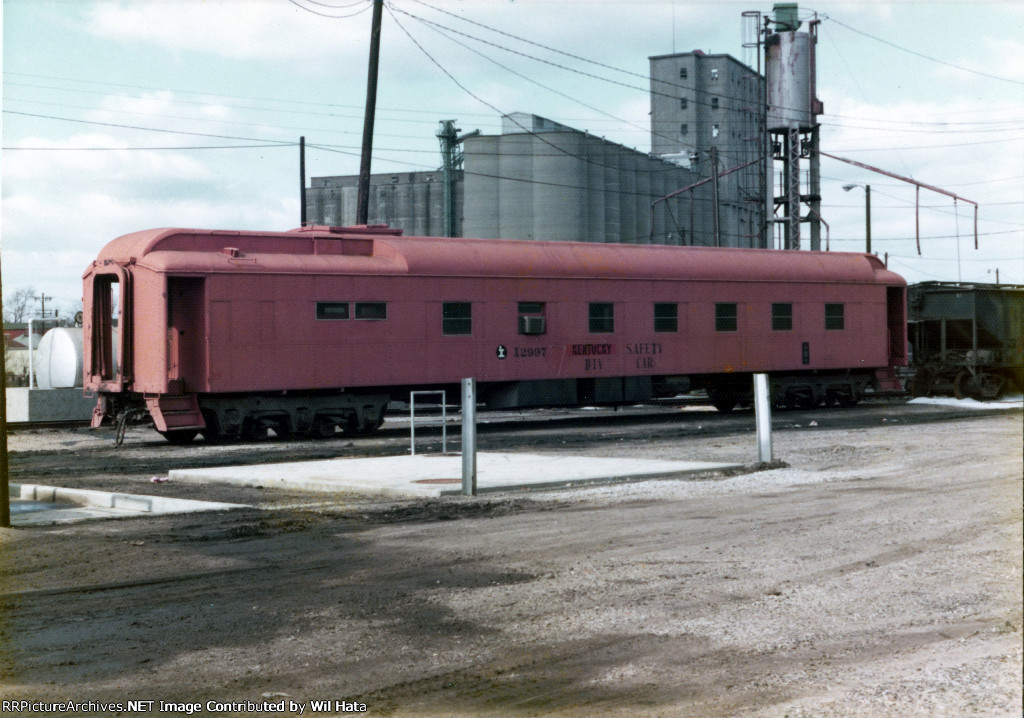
[10,483,250,526]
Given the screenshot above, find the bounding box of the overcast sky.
[3,0,1023,312]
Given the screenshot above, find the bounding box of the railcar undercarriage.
[95,390,390,444]
[94,368,881,444]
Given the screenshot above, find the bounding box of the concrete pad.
[9,483,250,526]
[169,452,742,497]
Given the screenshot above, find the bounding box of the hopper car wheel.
[955,370,1007,401]
[161,429,198,445]
[907,367,935,397]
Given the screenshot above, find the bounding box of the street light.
[842,183,871,254]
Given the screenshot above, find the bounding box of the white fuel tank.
[36,327,85,389]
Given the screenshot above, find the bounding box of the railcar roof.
[87,226,904,285]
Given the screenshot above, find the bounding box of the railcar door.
[167,277,206,393]
[86,267,130,390]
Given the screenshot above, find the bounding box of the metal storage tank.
[533,132,586,242]
[464,135,499,237]
[498,134,535,239]
[766,31,812,130]
[35,327,84,389]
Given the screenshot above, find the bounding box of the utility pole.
[710,146,721,247]
[356,0,384,226]
[1,268,10,528]
[300,136,307,227]
[39,293,52,319]
[865,183,872,255]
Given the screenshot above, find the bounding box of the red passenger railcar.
[83,225,907,443]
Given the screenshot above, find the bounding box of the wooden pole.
[300,136,307,227]
[356,0,384,226]
[1,266,10,528]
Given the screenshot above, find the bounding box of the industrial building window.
[772,303,793,331]
[712,124,720,138]
[443,302,472,335]
[825,303,845,330]
[680,97,688,110]
[711,97,719,109]
[654,303,678,333]
[316,302,349,320]
[715,303,737,332]
[518,302,546,335]
[679,67,688,79]
[680,123,689,136]
[355,302,387,320]
[589,303,614,334]
[710,68,719,80]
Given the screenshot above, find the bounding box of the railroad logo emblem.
[496,345,507,360]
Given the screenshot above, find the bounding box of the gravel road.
[1,408,1021,717]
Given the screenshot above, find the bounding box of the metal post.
[27,318,34,389]
[438,120,456,238]
[754,373,773,463]
[461,378,477,496]
[356,0,384,226]
[809,126,821,251]
[785,127,801,250]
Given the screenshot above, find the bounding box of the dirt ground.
[1,409,1021,717]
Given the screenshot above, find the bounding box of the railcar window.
[654,303,678,333]
[443,302,472,335]
[715,303,738,332]
[316,302,349,320]
[772,303,793,331]
[589,303,614,333]
[355,302,387,320]
[518,302,546,335]
[825,303,845,330]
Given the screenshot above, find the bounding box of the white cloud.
[85,0,370,63]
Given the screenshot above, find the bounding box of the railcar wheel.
[161,429,198,445]
[710,397,736,414]
[955,370,1007,401]
[241,418,269,441]
[907,367,935,397]
[311,416,337,439]
[200,410,230,444]
[344,412,386,435]
[837,390,860,408]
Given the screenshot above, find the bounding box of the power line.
[283,0,372,20]
[823,15,1024,86]
[11,69,1015,131]
[1,109,297,146]
[385,6,690,179]
[2,143,290,151]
